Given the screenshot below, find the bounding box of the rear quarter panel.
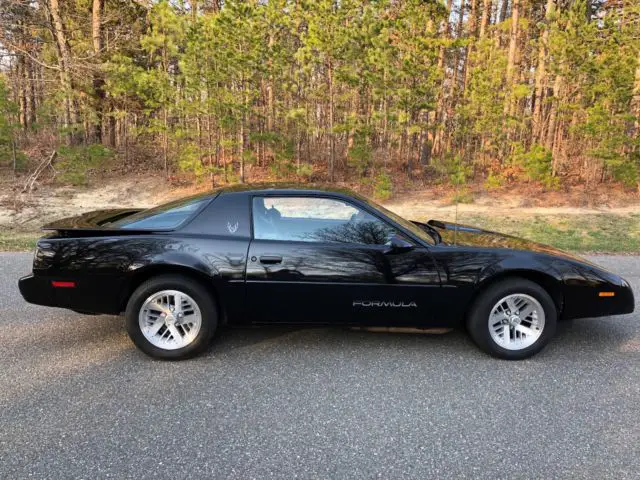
[34,234,250,316]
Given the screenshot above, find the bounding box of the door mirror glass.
[384,234,414,253]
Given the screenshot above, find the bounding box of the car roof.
[217,182,360,197]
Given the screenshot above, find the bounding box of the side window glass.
[252,196,396,245]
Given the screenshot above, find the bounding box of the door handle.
[259,255,283,264]
[227,255,245,266]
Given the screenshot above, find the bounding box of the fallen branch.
[22,151,57,194]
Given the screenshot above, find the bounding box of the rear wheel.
[125,275,217,360]
[466,278,557,360]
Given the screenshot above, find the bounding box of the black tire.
[125,274,217,360]
[466,278,557,360]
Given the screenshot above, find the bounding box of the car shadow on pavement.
[10,307,636,361]
[203,325,478,360]
[201,316,638,360]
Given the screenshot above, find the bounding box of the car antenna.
[454,160,459,246]
[454,196,458,246]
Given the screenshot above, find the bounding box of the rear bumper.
[19,274,58,308]
[18,274,122,315]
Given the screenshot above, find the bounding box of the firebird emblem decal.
[227,221,239,233]
[353,300,417,308]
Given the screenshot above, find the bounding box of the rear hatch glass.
[104,195,211,230]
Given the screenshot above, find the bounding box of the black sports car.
[19,183,634,360]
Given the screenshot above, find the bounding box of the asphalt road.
[1,253,638,479]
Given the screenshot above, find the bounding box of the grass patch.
[0,232,40,252]
[455,213,640,253]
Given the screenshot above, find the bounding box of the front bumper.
[562,277,635,320]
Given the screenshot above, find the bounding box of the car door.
[245,194,441,326]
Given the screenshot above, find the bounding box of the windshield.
[105,194,212,230]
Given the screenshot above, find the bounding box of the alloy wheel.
[138,289,202,350]
[488,293,545,351]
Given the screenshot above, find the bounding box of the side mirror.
[384,234,414,254]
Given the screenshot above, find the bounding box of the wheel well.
[468,271,564,319]
[121,265,226,323]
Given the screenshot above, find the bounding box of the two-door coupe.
[19,184,634,360]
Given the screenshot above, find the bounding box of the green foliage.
[56,144,113,185]
[269,160,296,179]
[297,163,313,179]
[445,155,473,186]
[451,188,474,204]
[347,135,373,177]
[6,0,639,191]
[373,171,393,201]
[578,105,639,187]
[512,144,559,189]
[14,152,29,171]
[484,172,504,190]
[603,153,639,188]
[177,143,218,180]
[0,75,20,168]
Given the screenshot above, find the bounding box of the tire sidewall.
[125,275,217,360]
[468,279,557,360]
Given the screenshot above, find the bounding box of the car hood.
[426,219,593,264]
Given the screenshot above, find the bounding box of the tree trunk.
[48,0,79,140]
[532,0,554,143]
[26,59,36,127]
[463,0,479,91]
[267,32,274,133]
[499,0,509,23]
[92,0,105,143]
[434,0,454,158]
[328,59,335,182]
[163,107,169,177]
[17,55,27,129]
[437,0,455,70]
[632,54,640,139]
[545,74,563,152]
[479,0,492,38]
[452,1,467,92]
[239,121,245,183]
[503,0,519,116]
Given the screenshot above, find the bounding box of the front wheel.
[125,275,217,360]
[466,278,557,360]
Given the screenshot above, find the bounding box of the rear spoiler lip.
[40,208,145,231]
[39,227,169,234]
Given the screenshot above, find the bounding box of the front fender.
[476,254,565,287]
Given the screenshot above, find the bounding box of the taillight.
[34,241,56,269]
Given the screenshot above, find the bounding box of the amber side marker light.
[599,292,615,297]
[51,281,76,288]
